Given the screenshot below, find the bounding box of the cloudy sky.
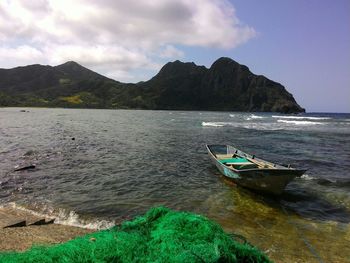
[0,0,349,112]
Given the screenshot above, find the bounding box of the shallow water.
[0,108,349,262]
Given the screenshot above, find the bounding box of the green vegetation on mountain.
[0,58,304,113]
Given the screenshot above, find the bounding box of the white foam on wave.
[203,120,281,130]
[242,124,284,131]
[202,118,325,130]
[229,114,235,118]
[202,122,228,127]
[202,121,284,131]
[246,114,265,120]
[272,115,331,120]
[277,119,324,125]
[5,202,115,230]
[55,209,115,230]
[250,114,264,119]
[300,174,315,180]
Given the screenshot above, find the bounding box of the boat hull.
[207,145,306,195]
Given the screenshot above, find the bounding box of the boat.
[206,144,306,195]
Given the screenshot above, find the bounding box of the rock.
[14,164,36,172]
[4,220,26,228]
[29,219,46,226]
[29,219,55,226]
[24,150,35,156]
[139,57,304,113]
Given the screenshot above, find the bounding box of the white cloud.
[0,0,256,82]
[0,45,46,66]
[159,45,184,59]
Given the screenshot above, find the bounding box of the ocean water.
[0,108,349,262]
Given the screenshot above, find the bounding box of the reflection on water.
[202,179,350,262]
[0,108,349,262]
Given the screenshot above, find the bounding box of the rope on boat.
[280,203,324,263]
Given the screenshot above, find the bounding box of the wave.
[272,115,331,120]
[5,202,114,230]
[229,114,235,118]
[241,124,284,131]
[202,121,290,131]
[250,114,264,119]
[316,178,350,188]
[300,174,315,180]
[202,119,325,130]
[202,122,228,127]
[246,114,265,120]
[299,175,350,188]
[55,209,115,229]
[277,120,324,125]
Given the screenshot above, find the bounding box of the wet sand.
[0,207,93,251]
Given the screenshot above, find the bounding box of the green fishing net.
[0,207,271,263]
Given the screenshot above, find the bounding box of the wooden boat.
[206,144,306,195]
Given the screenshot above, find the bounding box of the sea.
[0,108,349,262]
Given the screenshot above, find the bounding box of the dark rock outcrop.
[199,57,304,113]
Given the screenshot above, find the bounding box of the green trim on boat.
[219,157,250,164]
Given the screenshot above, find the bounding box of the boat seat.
[219,157,258,170]
[216,154,233,159]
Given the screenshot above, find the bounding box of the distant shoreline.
[1,107,350,114]
[1,106,308,113]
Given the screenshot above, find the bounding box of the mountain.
[0,58,304,113]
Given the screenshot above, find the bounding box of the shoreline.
[0,207,271,262]
[0,206,94,251]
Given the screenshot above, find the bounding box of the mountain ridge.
[0,57,304,113]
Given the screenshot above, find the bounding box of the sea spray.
[5,202,114,230]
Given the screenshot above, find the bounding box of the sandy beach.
[0,206,93,252]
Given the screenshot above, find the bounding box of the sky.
[0,0,349,112]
